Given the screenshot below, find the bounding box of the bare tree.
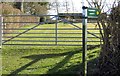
[86,0,120,75]
[55,0,59,14]
[65,0,69,13]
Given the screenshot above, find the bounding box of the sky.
[48,0,118,15]
[48,0,86,14]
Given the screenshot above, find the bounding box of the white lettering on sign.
[89,13,95,15]
[88,10,96,12]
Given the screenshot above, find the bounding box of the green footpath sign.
[87,8,100,18]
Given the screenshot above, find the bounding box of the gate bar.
[3,36,98,38]
[3,32,100,34]
[3,14,82,17]
[3,28,102,30]
[2,40,101,42]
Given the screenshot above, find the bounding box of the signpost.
[82,6,88,76]
[87,8,100,18]
[82,7,100,76]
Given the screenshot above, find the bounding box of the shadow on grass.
[43,58,99,76]
[8,45,100,76]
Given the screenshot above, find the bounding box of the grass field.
[2,23,101,75]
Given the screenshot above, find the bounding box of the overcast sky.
[48,0,118,15]
[48,0,86,14]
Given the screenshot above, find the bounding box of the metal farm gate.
[0,14,101,47]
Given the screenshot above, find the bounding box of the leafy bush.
[1,3,39,33]
[98,5,120,75]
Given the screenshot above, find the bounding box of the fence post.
[0,15,3,76]
[0,15,3,49]
[55,16,58,45]
[82,6,88,76]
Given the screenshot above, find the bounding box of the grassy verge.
[2,46,100,75]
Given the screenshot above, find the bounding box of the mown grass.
[2,23,101,75]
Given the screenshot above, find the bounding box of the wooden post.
[0,15,3,76]
[21,0,24,12]
[55,16,58,45]
[0,15,3,49]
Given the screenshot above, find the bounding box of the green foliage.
[1,2,49,14]
[98,5,120,75]
[24,2,49,14]
[13,2,22,10]
[1,3,21,15]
